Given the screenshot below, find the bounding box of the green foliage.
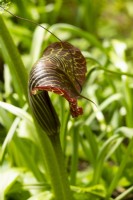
[0,0,133,200]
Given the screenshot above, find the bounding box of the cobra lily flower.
[28,42,88,135]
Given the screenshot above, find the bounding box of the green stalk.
[70,126,79,185]
[97,66,133,78]
[123,79,133,127]
[50,134,74,200]
[60,97,70,153]
[84,126,98,162]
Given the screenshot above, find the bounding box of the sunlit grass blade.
[29,23,49,67]
[106,138,133,199]
[114,185,133,200]
[115,126,133,138]
[0,117,20,163]
[85,93,122,125]
[0,102,32,123]
[0,169,20,200]
[0,15,28,102]
[92,135,121,184]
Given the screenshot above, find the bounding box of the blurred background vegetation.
[0,0,133,200]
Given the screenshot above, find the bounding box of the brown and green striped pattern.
[28,42,87,134]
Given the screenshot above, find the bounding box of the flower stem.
[50,134,74,200]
